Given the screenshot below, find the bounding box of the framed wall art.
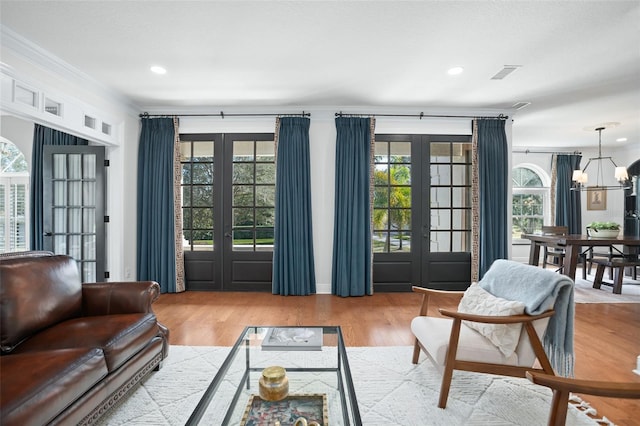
[587,187,606,211]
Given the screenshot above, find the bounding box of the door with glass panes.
[42,145,106,282]
[373,134,472,291]
[181,133,275,291]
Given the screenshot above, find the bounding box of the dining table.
[522,233,640,281]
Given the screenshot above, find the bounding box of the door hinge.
[104,159,110,167]
[104,271,110,279]
[104,216,110,223]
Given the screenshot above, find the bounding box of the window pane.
[390,209,411,231]
[233,163,254,184]
[430,231,450,252]
[452,231,470,251]
[255,208,274,227]
[256,164,275,184]
[182,208,192,228]
[390,165,411,184]
[373,232,388,253]
[374,141,388,162]
[451,165,469,185]
[431,209,450,230]
[192,207,213,229]
[452,187,469,207]
[182,163,192,184]
[431,164,450,185]
[192,163,213,184]
[234,208,253,227]
[390,187,410,208]
[452,209,469,230]
[390,142,411,163]
[431,187,450,207]
[256,186,275,207]
[390,231,411,252]
[373,209,388,231]
[233,185,253,206]
[374,187,388,208]
[431,143,450,162]
[256,141,275,161]
[192,186,213,207]
[192,230,213,251]
[233,141,254,161]
[192,141,214,161]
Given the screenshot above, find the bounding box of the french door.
[181,133,275,291]
[42,145,106,282]
[373,134,472,291]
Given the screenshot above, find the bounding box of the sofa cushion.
[0,255,82,353]
[0,348,108,426]
[12,313,161,371]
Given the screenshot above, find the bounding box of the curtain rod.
[139,111,311,119]
[334,111,509,120]
[513,149,582,155]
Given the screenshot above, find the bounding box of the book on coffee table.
[261,327,323,351]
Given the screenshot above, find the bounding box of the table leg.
[563,245,579,281]
[528,241,541,266]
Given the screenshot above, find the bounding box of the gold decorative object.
[258,366,289,401]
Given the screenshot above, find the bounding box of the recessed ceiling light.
[616,137,628,142]
[150,66,167,75]
[447,67,464,75]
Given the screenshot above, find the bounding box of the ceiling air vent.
[491,65,522,80]
[512,102,531,110]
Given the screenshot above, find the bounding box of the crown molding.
[1,26,139,115]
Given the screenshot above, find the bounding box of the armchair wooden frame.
[526,371,640,426]
[412,286,556,408]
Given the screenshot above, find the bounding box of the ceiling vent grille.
[491,65,521,80]
[512,102,531,110]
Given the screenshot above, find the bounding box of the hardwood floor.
[153,290,640,425]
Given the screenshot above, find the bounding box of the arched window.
[0,139,29,252]
[512,165,550,242]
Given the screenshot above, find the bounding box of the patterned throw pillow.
[457,282,526,357]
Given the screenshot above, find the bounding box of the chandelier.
[571,126,631,191]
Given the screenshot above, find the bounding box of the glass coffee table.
[185,326,362,425]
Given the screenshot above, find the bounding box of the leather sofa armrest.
[82,281,161,316]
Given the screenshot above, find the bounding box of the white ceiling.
[1,1,638,149]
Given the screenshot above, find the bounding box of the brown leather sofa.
[0,252,170,425]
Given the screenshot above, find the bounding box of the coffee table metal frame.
[185,325,362,425]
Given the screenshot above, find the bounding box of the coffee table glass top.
[186,326,362,426]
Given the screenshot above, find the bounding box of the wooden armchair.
[411,285,555,408]
[526,371,640,426]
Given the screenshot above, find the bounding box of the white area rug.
[96,346,602,426]
[573,272,640,303]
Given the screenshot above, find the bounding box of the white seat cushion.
[411,316,519,368]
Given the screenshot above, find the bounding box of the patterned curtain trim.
[274,117,281,160]
[471,119,480,283]
[173,117,185,292]
[550,154,557,225]
[368,117,376,295]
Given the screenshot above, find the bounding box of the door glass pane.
[233,185,253,206]
[83,208,95,233]
[431,187,450,207]
[54,235,66,253]
[54,181,66,205]
[69,208,82,233]
[192,207,214,229]
[431,143,450,161]
[83,262,96,283]
[69,235,81,259]
[69,182,82,205]
[431,210,450,230]
[373,140,411,253]
[84,235,96,260]
[192,163,214,184]
[256,186,274,207]
[54,208,66,232]
[68,154,81,179]
[452,231,470,251]
[451,165,469,185]
[452,187,469,207]
[53,154,66,179]
[430,231,450,252]
[233,163,254,184]
[192,186,213,206]
[431,164,450,185]
[256,164,275,184]
[233,141,254,161]
[83,181,95,205]
[83,154,96,179]
[256,141,274,160]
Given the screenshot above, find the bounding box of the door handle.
[44,232,53,236]
[224,232,232,238]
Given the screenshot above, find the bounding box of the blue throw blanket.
[478,259,575,377]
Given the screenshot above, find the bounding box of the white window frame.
[512,163,551,244]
